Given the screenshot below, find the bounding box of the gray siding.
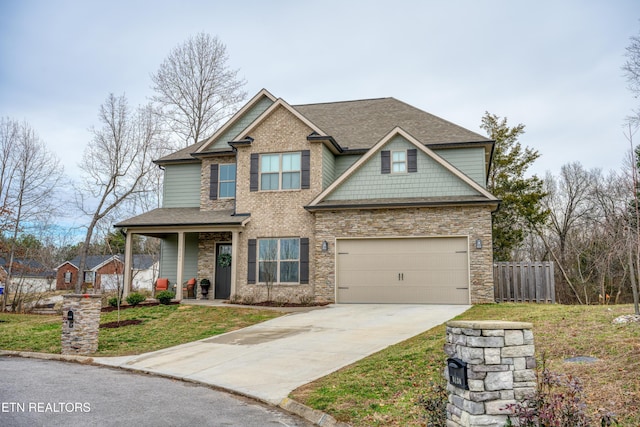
[435,147,486,187]
[334,154,361,177]
[322,145,336,190]
[159,233,199,286]
[163,163,201,208]
[209,97,274,150]
[327,136,480,201]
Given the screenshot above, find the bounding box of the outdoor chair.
[183,278,196,299]
[154,278,170,297]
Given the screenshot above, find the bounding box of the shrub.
[156,290,175,305]
[108,297,121,307]
[505,355,618,427]
[298,294,314,306]
[417,378,448,427]
[126,293,146,306]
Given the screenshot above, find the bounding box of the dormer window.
[392,151,407,173]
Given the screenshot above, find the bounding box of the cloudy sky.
[1,0,639,184]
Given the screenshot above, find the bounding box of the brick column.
[444,320,536,427]
[61,294,102,355]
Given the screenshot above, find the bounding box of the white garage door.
[336,237,469,304]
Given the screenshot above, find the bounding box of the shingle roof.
[62,254,157,271]
[292,98,491,150]
[153,95,491,162]
[114,208,248,228]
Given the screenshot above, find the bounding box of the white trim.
[196,89,277,153]
[236,98,326,140]
[309,127,498,206]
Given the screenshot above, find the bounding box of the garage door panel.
[336,237,469,304]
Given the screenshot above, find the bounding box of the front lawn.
[290,304,640,426]
[0,304,283,356]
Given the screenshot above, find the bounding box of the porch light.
[475,239,483,249]
[322,240,329,252]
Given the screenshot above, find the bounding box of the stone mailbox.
[444,320,536,427]
[61,294,101,355]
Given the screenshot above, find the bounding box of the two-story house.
[116,89,499,304]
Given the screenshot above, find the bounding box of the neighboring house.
[55,255,158,291]
[116,89,499,304]
[0,257,56,293]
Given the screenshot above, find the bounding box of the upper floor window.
[392,151,407,173]
[219,164,236,198]
[260,152,301,191]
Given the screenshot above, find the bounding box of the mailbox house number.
[447,358,469,390]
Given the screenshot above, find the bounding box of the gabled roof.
[0,257,55,278]
[58,255,158,271]
[307,127,498,209]
[196,89,277,154]
[293,97,491,150]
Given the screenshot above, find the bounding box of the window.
[260,152,301,191]
[64,271,72,284]
[84,271,95,283]
[392,151,407,173]
[219,164,236,198]
[258,238,300,283]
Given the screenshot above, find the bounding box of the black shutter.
[381,150,390,174]
[209,164,219,200]
[300,237,309,284]
[301,150,310,189]
[408,149,418,173]
[247,239,257,284]
[250,154,259,192]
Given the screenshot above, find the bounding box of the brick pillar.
[61,294,102,355]
[444,320,536,427]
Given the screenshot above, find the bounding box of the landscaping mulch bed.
[226,300,331,308]
[100,319,144,329]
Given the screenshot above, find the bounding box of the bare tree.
[151,32,247,148]
[74,94,164,293]
[1,119,64,311]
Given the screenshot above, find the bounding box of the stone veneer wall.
[231,105,323,303]
[444,320,536,427]
[314,205,495,303]
[61,294,102,355]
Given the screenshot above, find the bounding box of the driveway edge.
[0,350,350,427]
[279,397,351,427]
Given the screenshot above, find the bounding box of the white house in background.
[0,257,56,293]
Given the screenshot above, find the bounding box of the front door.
[215,243,232,299]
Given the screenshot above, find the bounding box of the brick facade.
[191,103,495,304]
[313,206,494,304]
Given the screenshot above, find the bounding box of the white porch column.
[176,231,185,300]
[231,230,239,297]
[122,231,133,298]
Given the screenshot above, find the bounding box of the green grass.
[0,304,282,356]
[291,304,640,426]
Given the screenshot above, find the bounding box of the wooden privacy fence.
[493,262,555,303]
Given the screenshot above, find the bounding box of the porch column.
[122,230,133,298]
[176,231,185,300]
[231,230,239,297]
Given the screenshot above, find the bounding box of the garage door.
[336,237,469,304]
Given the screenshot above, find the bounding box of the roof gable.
[309,127,497,207]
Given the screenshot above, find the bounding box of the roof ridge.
[293,97,393,107]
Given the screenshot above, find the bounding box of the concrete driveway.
[94,304,468,405]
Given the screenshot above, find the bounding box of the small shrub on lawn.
[108,297,121,307]
[156,290,175,305]
[505,356,618,427]
[126,293,146,306]
[417,378,448,427]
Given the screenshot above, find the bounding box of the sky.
[1,0,639,185]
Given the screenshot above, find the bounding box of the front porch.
[114,208,249,301]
